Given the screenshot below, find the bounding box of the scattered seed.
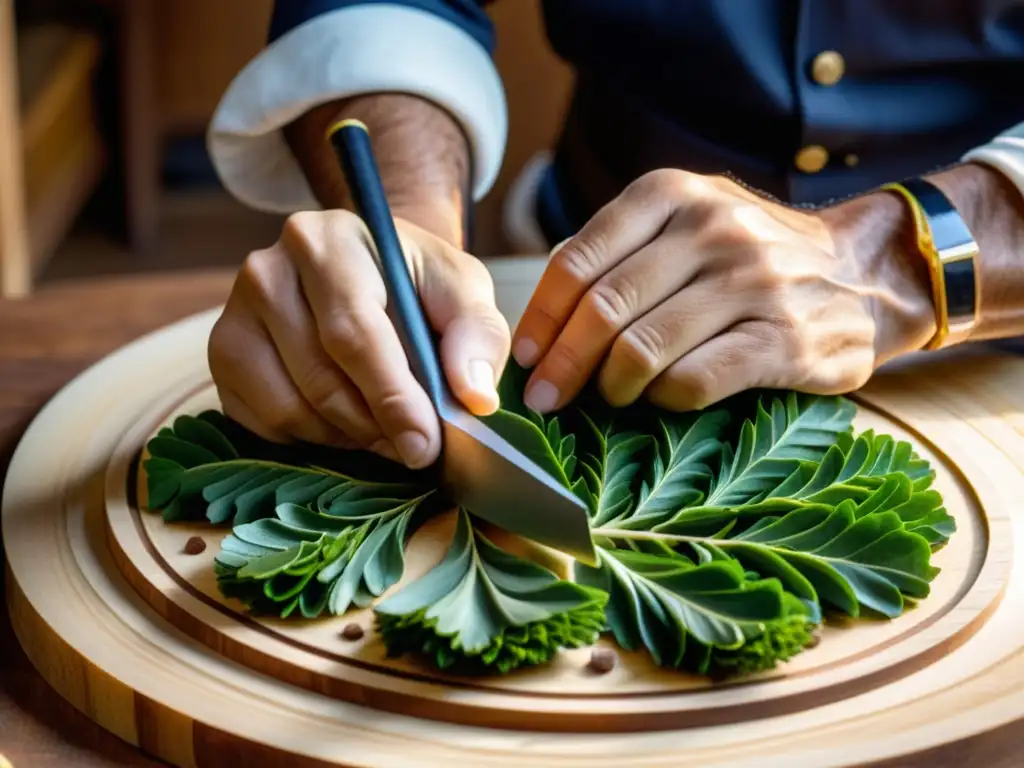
[183,536,206,555]
[341,622,364,641]
[587,647,617,674]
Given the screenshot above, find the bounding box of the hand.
[208,209,510,468]
[510,169,937,413]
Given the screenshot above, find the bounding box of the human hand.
[511,169,937,413]
[208,209,510,468]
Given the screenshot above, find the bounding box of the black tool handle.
[328,119,447,408]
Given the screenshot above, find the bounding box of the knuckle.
[721,244,788,296]
[471,305,512,346]
[584,278,638,329]
[628,168,705,201]
[782,327,815,375]
[702,204,764,250]
[676,366,718,410]
[628,169,679,198]
[207,317,247,375]
[268,410,305,437]
[615,323,668,377]
[545,340,586,377]
[553,236,606,282]
[263,400,307,436]
[238,249,279,305]
[372,388,418,429]
[318,309,376,364]
[281,212,324,266]
[281,210,319,241]
[207,316,231,358]
[297,363,343,412]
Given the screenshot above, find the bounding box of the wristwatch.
[882,177,980,350]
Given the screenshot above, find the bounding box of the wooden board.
[5,256,1024,766]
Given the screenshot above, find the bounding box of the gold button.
[844,153,859,167]
[795,145,829,173]
[811,50,845,86]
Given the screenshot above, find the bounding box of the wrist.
[390,199,466,250]
[284,93,471,248]
[818,191,937,365]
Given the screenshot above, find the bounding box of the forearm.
[283,93,472,247]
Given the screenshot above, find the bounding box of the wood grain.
[4,258,1024,766]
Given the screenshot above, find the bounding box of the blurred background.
[0,0,572,298]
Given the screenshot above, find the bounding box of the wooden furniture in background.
[0,0,163,297]
[116,0,158,256]
[155,0,273,137]
[0,0,33,298]
[20,24,105,271]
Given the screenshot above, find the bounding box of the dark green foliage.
[141,359,953,678]
[375,509,607,674]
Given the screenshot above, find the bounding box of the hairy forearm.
[282,93,471,247]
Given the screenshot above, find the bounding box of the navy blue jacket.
[269,1,1024,244]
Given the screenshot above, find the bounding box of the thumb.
[438,302,511,415]
[397,220,512,415]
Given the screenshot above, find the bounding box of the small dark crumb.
[183,536,206,555]
[341,622,364,641]
[805,632,821,649]
[587,647,617,674]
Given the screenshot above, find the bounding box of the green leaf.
[574,547,788,668]
[649,499,939,618]
[375,508,607,673]
[479,409,573,490]
[705,392,856,508]
[706,592,818,677]
[623,410,730,527]
[143,412,429,526]
[575,409,650,525]
[214,494,434,619]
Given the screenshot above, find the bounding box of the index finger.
[287,212,442,469]
[511,174,677,370]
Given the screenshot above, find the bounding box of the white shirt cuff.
[206,4,508,214]
[962,121,1024,203]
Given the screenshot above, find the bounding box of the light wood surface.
[5,258,1024,765]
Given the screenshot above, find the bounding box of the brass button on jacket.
[795,145,829,173]
[811,50,845,85]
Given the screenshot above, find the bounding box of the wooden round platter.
[4,256,1024,766]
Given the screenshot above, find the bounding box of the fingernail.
[513,337,539,367]
[393,430,431,468]
[467,359,496,395]
[524,379,559,413]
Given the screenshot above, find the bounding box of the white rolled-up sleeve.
[207,4,508,213]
